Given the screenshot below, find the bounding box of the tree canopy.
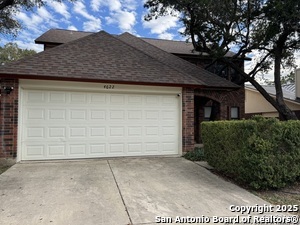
[145,0,300,120]
[0,0,75,37]
[0,42,36,65]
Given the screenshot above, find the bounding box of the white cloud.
[11,40,43,53]
[91,0,102,11]
[121,0,138,11]
[37,7,52,21]
[106,11,136,32]
[142,15,179,35]
[15,11,44,33]
[90,0,137,33]
[47,1,70,19]
[91,0,122,12]
[74,1,102,31]
[107,0,122,11]
[36,7,59,27]
[83,18,102,31]
[74,1,96,20]
[67,25,78,31]
[158,32,174,40]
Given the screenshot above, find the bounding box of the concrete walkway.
[0,157,275,225]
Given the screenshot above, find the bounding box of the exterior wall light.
[3,86,14,94]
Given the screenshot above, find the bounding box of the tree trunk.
[221,58,297,120]
[273,52,298,120]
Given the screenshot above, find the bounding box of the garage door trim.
[18,79,182,161]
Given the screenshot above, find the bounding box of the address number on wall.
[104,85,115,89]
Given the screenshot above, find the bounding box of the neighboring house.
[245,69,300,119]
[0,29,244,161]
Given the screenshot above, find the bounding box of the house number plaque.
[104,85,114,89]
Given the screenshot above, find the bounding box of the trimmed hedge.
[201,117,300,190]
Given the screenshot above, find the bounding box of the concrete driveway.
[0,157,274,225]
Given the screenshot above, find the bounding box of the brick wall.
[0,79,18,159]
[195,87,245,119]
[182,87,194,153]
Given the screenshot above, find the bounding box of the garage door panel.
[48,145,66,157]
[162,143,177,153]
[27,91,46,103]
[89,144,106,155]
[109,143,125,154]
[49,92,66,103]
[48,127,66,138]
[21,86,180,160]
[128,126,142,136]
[26,127,45,138]
[90,110,106,120]
[128,143,143,154]
[24,145,45,159]
[49,109,66,120]
[110,110,125,120]
[69,144,87,155]
[27,108,45,120]
[90,127,106,137]
[70,93,87,103]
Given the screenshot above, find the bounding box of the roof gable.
[0,31,210,87]
[118,32,238,88]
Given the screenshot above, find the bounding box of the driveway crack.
[107,160,133,225]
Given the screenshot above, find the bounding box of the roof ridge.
[119,32,239,88]
[118,32,207,86]
[141,36,190,43]
[49,28,95,34]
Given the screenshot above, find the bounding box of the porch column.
[0,79,19,159]
[182,87,194,153]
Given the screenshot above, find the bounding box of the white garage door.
[19,81,181,160]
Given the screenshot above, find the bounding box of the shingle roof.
[118,32,238,88]
[0,31,237,88]
[35,29,93,44]
[142,38,236,58]
[35,29,242,58]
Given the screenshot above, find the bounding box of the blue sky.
[1,0,184,52]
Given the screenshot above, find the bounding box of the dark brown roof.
[0,31,238,88]
[35,29,241,58]
[118,32,238,88]
[142,38,236,58]
[35,29,93,44]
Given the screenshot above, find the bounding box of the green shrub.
[202,117,300,190]
[184,147,205,161]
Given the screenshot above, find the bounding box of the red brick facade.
[0,80,244,159]
[194,87,245,143]
[0,79,19,159]
[182,87,194,153]
[195,87,245,120]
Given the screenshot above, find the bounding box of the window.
[204,107,212,121]
[231,107,239,120]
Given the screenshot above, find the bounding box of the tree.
[144,0,300,120]
[0,0,75,37]
[0,42,36,65]
[265,71,295,85]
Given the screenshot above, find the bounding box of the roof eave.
[0,74,211,89]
